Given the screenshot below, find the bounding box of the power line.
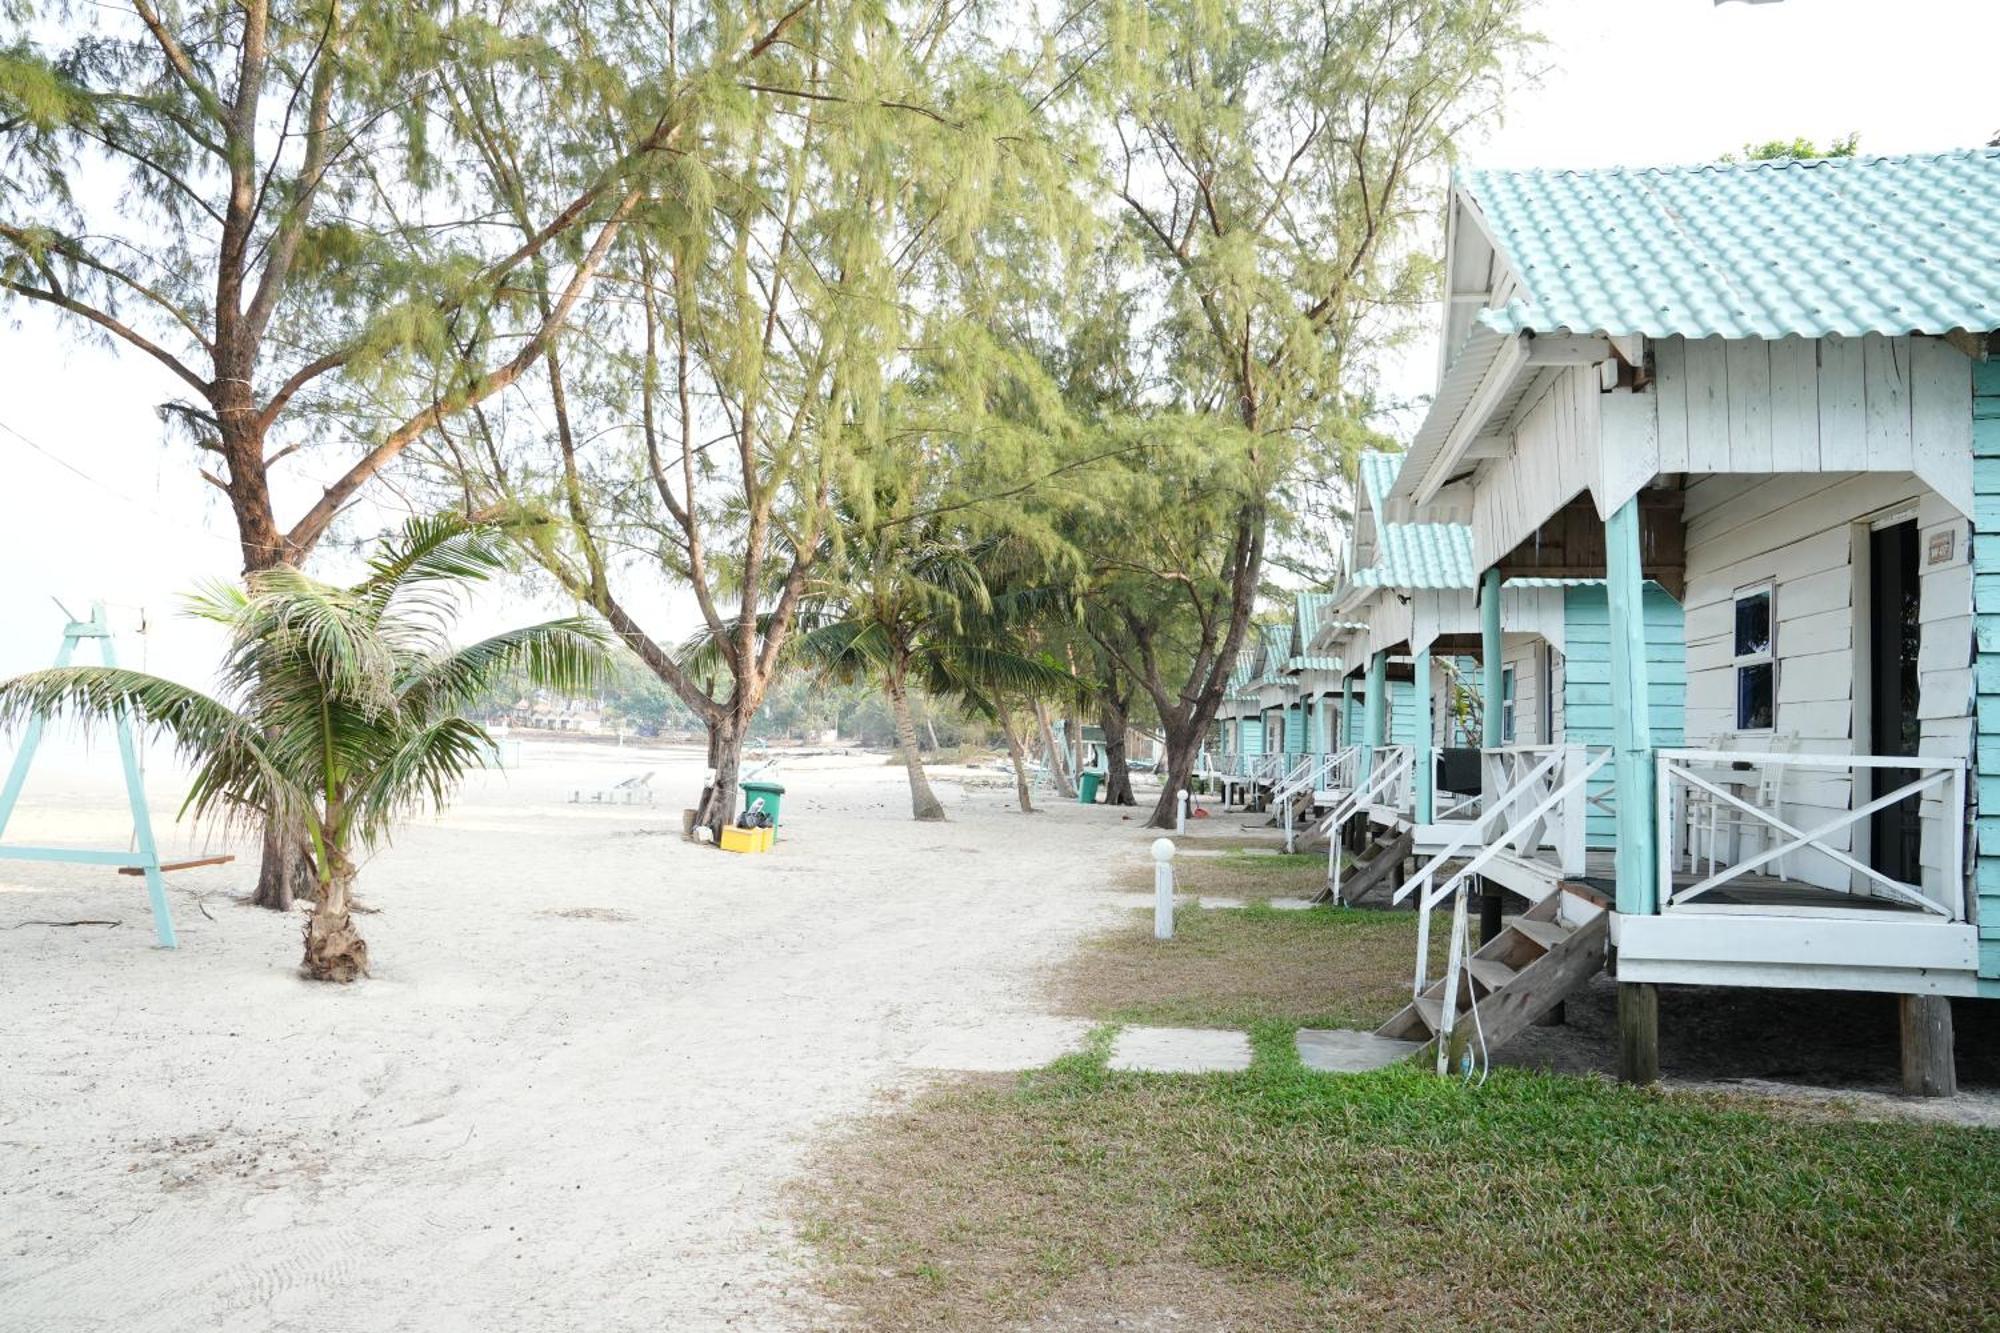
[0,417,235,548]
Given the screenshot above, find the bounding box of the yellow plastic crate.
[719,824,773,854]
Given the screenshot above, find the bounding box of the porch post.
[1606,496,1657,913]
[1339,675,1352,751]
[1413,647,1434,823]
[1481,567,1503,750]
[1361,649,1387,782]
[1606,492,1659,1085]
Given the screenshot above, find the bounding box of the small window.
[1733,584,1775,730]
[1501,665,1517,742]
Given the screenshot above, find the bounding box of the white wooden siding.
[1503,638,1543,744]
[1681,471,1972,897]
[1469,366,1601,571]
[1650,335,1973,518]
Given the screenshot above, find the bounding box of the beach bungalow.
[1307,448,1688,906]
[1374,149,2000,1094]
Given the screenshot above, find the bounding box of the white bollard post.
[1176,788,1189,835]
[1152,837,1176,940]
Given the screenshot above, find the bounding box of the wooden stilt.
[1479,884,1503,944]
[1898,994,1956,1098]
[1616,982,1658,1085]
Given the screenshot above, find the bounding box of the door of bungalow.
[1867,519,1922,886]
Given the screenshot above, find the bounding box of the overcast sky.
[3,0,1996,696]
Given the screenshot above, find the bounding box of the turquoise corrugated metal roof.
[1226,645,1258,692]
[1286,655,1342,673]
[1350,451,1478,589]
[1464,150,2000,341]
[1295,590,1336,646]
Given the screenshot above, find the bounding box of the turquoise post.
[1339,676,1352,751]
[1481,567,1503,750]
[0,605,176,948]
[1413,645,1434,823]
[1606,497,1657,915]
[98,611,176,948]
[0,629,76,836]
[1361,650,1387,782]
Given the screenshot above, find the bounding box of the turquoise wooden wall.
[1340,680,1417,747]
[1564,583,1687,847]
[1238,715,1263,756]
[1973,359,2000,980]
[1388,679,1419,744]
[1284,703,1306,754]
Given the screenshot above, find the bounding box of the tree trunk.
[250,819,314,910]
[300,856,368,982]
[1100,698,1136,806]
[1146,722,1198,829]
[999,707,1037,814]
[887,675,946,821]
[1063,709,1083,784]
[697,714,745,839]
[1033,700,1076,799]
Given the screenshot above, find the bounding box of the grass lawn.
[1114,846,1332,904]
[1052,902,1440,1031]
[801,885,2000,1329]
[800,1039,2000,1331]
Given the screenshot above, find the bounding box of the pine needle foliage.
[423,0,1097,834]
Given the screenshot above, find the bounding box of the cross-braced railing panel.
[1655,750,1967,920]
[1402,747,1611,997]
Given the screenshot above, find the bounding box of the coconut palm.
[0,517,607,981]
[799,532,1077,822]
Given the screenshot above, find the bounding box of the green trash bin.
[1077,770,1103,805]
[741,779,786,837]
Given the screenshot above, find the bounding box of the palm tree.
[0,517,607,981]
[799,531,1076,822]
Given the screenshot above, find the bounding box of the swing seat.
[117,855,235,876]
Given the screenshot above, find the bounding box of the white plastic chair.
[1686,732,1795,881]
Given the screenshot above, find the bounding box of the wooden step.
[1412,995,1444,1033]
[1464,957,1517,992]
[1511,918,1570,950]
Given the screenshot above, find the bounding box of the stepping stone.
[1109,1026,1252,1073]
[1295,1028,1422,1073]
[1195,895,1245,909]
[1266,897,1316,911]
[906,1016,1093,1072]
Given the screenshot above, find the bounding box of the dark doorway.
[1867,520,1922,886]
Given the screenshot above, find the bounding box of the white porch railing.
[1321,746,1414,903]
[1655,750,1969,920]
[1477,745,1594,868]
[1398,746,1613,998]
[1278,746,1358,853]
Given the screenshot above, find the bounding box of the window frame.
[1500,663,1518,743]
[1732,581,1777,733]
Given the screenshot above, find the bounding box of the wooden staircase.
[1313,825,1414,905]
[1375,884,1609,1064]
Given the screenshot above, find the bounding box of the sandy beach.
[0,738,1157,1331]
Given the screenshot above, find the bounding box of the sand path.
[0,740,1152,1330]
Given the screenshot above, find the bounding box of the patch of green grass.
[1117,846,1330,902]
[1056,903,1439,1032]
[802,1048,2000,1331]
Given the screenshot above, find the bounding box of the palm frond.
[0,666,309,831]
[347,715,496,848]
[360,514,509,612]
[234,569,398,715]
[399,618,610,721]
[793,619,896,683]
